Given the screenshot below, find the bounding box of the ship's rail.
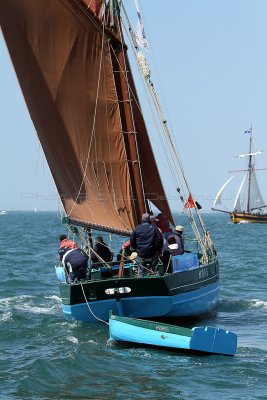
[54,250,214,285]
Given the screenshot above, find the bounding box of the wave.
[0,311,12,322]
[66,335,79,344]
[44,295,62,303]
[0,295,33,308]
[15,303,57,314]
[0,294,61,315]
[249,299,267,310]
[219,297,267,312]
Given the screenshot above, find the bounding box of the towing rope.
[80,282,109,325]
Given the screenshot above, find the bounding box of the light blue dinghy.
[109,314,237,356]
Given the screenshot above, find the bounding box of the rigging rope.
[119,1,215,259]
[116,14,148,215]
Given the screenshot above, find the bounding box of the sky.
[1,0,267,212]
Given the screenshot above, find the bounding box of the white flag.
[134,0,149,51]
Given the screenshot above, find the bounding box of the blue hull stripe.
[62,282,220,322]
[109,320,237,356]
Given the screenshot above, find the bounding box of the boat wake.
[0,294,61,315]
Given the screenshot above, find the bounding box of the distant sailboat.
[212,128,267,223]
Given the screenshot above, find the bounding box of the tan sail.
[0,0,173,234]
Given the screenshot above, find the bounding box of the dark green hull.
[58,258,220,322]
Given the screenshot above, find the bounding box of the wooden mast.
[247,128,253,213]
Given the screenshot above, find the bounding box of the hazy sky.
[1,0,267,212]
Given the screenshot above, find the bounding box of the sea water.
[0,212,266,400]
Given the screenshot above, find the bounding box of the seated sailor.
[91,236,113,264]
[161,235,182,272]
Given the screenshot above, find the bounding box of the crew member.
[130,213,163,276]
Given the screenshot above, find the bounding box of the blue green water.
[0,212,267,399]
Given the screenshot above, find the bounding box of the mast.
[247,129,253,212]
[120,1,215,260]
[233,171,248,212]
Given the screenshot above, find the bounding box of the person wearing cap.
[172,225,184,255]
[130,213,163,276]
[150,215,162,231]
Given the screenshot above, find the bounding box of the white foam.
[15,303,55,314]
[249,299,267,310]
[0,311,12,321]
[44,295,62,303]
[87,339,98,345]
[0,295,33,307]
[66,335,79,344]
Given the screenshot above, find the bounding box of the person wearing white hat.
[172,225,184,255]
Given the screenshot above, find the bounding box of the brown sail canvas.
[0,0,173,234]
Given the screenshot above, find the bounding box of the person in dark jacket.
[60,247,89,283]
[130,213,163,276]
[91,236,113,264]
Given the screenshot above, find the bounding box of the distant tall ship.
[212,128,267,223]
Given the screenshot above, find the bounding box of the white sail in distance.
[233,172,248,212]
[213,176,234,208]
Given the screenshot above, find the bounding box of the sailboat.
[212,128,267,223]
[0,0,219,322]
